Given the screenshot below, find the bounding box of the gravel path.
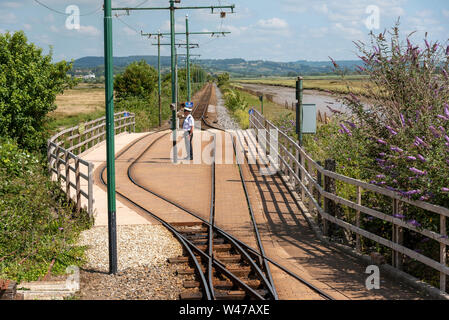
[214,84,241,130]
[76,225,184,300]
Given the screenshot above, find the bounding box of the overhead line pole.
[103,0,117,275]
[113,0,234,162]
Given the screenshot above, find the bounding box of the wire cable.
[33,0,102,16]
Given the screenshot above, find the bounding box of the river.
[237,83,350,117]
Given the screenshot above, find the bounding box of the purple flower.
[442,188,449,193]
[379,152,386,157]
[425,39,430,50]
[439,126,446,133]
[377,139,387,145]
[345,121,357,129]
[400,114,405,127]
[408,219,422,228]
[376,174,385,179]
[404,190,421,196]
[445,103,449,118]
[445,135,449,143]
[429,125,440,138]
[407,156,417,161]
[393,214,405,219]
[415,137,427,147]
[409,167,427,175]
[437,115,449,121]
[390,146,403,153]
[386,125,398,135]
[417,154,426,162]
[58,227,64,231]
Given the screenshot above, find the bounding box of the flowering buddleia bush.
[333,23,449,211]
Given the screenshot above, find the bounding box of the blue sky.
[0,0,448,62]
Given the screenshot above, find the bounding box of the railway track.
[98,83,334,300]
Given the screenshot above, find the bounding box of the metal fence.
[249,109,448,293]
[47,111,135,217]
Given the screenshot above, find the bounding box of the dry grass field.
[53,83,105,117]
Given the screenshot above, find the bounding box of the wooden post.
[307,159,314,214]
[88,162,94,219]
[65,150,70,202]
[56,146,61,184]
[75,158,81,214]
[323,159,336,237]
[392,199,403,270]
[317,161,323,227]
[300,154,306,201]
[356,186,362,253]
[441,215,447,292]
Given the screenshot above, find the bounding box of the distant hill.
[71,56,362,77]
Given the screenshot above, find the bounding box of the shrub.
[0,139,90,282]
[224,89,249,112]
[114,60,158,99]
[0,31,76,152]
[330,23,449,211]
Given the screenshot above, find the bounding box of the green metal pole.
[103,0,117,275]
[170,0,177,161]
[296,76,304,145]
[158,32,162,127]
[186,15,191,101]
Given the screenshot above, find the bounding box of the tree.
[114,60,157,99]
[0,31,76,151]
[217,72,230,87]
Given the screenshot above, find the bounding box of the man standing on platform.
[183,102,194,160]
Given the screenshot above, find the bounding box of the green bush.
[114,60,158,99]
[0,139,90,282]
[224,89,249,112]
[0,31,76,152]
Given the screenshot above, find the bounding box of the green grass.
[234,76,370,96]
[220,84,293,129]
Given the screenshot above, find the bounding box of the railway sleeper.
[183,279,262,290]
[169,253,243,264]
[180,289,269,301]
[177,266,252,277]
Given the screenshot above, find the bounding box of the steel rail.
[99,131,212,300]
[126,126,268,299]
[97,87,333,300]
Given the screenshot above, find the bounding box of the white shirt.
[183,114,194,131]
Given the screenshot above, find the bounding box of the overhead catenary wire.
[33,0,102,16]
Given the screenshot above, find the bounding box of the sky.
[0,0,448,62]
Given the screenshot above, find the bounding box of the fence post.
[307,159,314,214]
[75,157,81,214]
[65,150,70,202]
[88,162,94,219]
[356,186,362,253]
[392,199,403,270]
[56,145,61,184]
[323,159,336,237]
[441,215,447,292]
[317,161,323,227]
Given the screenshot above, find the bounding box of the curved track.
[98,83,334,300]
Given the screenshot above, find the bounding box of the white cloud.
[256,18,288,30]
[444,10,449,18]
[23,24,32,31]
